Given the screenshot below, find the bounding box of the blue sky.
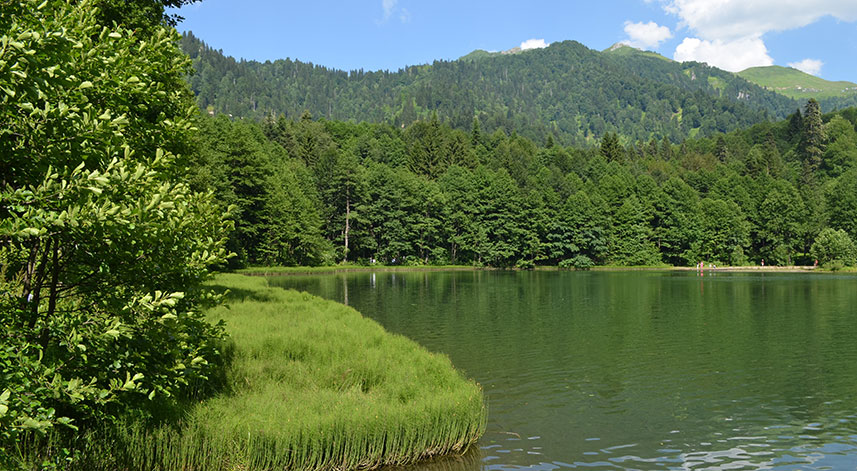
[173,0,857,81]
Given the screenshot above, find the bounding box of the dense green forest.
[181,33,806,146]
[192,100,857,270]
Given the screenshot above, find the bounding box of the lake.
[268,270,857,470]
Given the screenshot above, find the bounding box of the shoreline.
[238,265,842,277]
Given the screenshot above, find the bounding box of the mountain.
[459,49,502,61]
[739,66,857,99]
[602,43,673,62]
[181,33,800,145]
[738,65,857,113]
[600,44,800,115]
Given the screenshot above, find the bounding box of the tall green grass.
[114,273,485,470]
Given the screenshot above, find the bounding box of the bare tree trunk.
[343,189,350,263]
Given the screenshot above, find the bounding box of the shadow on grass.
[207,283,277,304]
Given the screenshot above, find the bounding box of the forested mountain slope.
[180,33,799,146]
[601,45,797,116]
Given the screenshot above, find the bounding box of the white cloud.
[663,0,857,41]
[622,21,673,49]
[520,39,549,50]
[382,0,397,20]
[788,58,824,76]
[660,0,857,72]
[673,36,773,72]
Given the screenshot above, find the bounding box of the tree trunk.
[343,189,350,263]
[21,239,40,308]
[28,238,52,329]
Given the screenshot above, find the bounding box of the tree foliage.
[811,228,856,266]
[191,98,857,270]
[0,1,230,462]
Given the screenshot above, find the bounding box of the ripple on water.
[273,271,857,471]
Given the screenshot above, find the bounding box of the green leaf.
[56,417,78,431]
[20,418,49,431]
[18,227,40,237]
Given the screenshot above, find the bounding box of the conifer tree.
[800,99,826,184]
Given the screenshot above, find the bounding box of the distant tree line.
[192,100,857,269]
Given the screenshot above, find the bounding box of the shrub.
[559,255,594,270]
[812,228,856,266]
[515,259,535,270]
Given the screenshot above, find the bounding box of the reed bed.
[116,273,485,470]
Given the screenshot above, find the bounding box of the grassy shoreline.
[121,273,486,470]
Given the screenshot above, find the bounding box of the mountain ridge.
[181,33,801,145]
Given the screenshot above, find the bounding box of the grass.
[12,273,485,470]
[120,273,485,470]
[738,65,857,99]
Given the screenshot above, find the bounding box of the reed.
[112,273,485,470]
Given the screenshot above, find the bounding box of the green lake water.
[268,270,857,470]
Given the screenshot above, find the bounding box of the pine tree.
[715,135,729,162]
[599,132,623,162]
[660,136,673,160]
[800,99,826,184]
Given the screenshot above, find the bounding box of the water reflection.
[269,271,857,470]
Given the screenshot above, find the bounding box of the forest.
[181,32,808,146]
[192,100,857,270]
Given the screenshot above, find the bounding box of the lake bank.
[239,265,488,276]
[240,264,837,277]
[124,273,486,470]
